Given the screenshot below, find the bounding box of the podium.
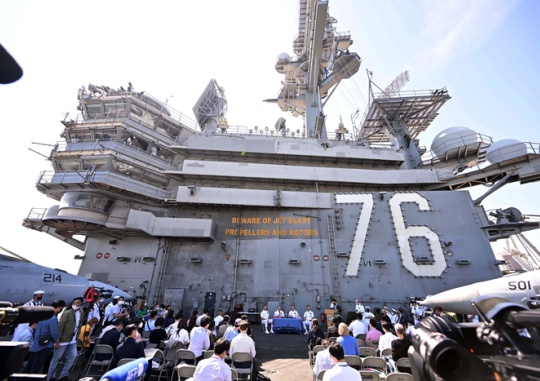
[325,309,335,327]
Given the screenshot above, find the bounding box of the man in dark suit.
[115,324,151,381]
[330,299,342,314]
[98,319,124,360]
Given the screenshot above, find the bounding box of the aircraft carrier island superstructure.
[24,0,540,315]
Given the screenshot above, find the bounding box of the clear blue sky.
[1,0,539,273]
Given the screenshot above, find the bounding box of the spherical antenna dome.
[486,139,527,164]
[430,126,480,157]
[277,52,291,62]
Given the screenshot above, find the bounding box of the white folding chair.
[176,363,196,381]
[231,352,253,380]
[359,347,377,358]
[385,372,414,381]
[359,370,381,381]
[362,356,389,374]
[344,355,362,370]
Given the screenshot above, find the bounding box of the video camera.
[0,302,56,381]
[408,295,540,381]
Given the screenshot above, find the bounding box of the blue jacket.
[337,334,359,356]
[30,315,59,352]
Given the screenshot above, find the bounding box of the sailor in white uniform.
[260,305,273,334]
[273,305,285,319]
[13,290,45,341]
[288,305,300,318]
[303,305,315,334]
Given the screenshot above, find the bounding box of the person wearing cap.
[354,299,365,314]
[223,318,241,342]
[12,290,46,341]
[103,296,128,327]
[26,290,46,307]
[363,306,375,329]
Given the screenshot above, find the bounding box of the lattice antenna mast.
[192,79,228,134]
[380,70,410,98]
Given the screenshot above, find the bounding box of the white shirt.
[196,313,209,327]
[104,302,121,323]
[354,303,365,313]
[193,355,232,381]
[223,326,239,342]
[378,332,398,352]
[313,349,334,377]
[260,310,271,321]
[322,362,361,381]
[99,324,115,338]
[188,326,210,357]
[349,320,367,337]
[288,310,299,318]
[230,333,256,358]
[87,304,101,324]
[363,311,374,327]
[214,315,224,327]
[304,310,315,323]
[274,310,284,318]
[170,328,190,347]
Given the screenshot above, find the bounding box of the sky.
[1,0,539,275]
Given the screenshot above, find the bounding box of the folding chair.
[366,340,379,349]
[359,347,377,358]
[359,370,381,381]
[117,358,137,367]
[362,356,388,374]
[315,369,326,381]
[203,350,214,359]
[309,345,324,366]
[231,368,239,381]
[151,349,170,381]
[231,352,253,380]
[356,338,366,348]
[176,363,196,381]
[170,349,197,381]
[380,348,392,357]
[344,355,362,370]
[84,344,114,377]
[396,357,412,373]
[385,372,414,381]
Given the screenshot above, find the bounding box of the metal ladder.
[153,208,177,302]
[327,214,341,297]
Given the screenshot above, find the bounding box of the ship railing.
[73,108,196,144]
[81,90,198,131]
[37,170,175,201]
[206,123,376,143]
[25,207,48,221]
[421,133,494,165]
[372,88,449,99]
[54,140,176,169]
[482,141,540,163]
